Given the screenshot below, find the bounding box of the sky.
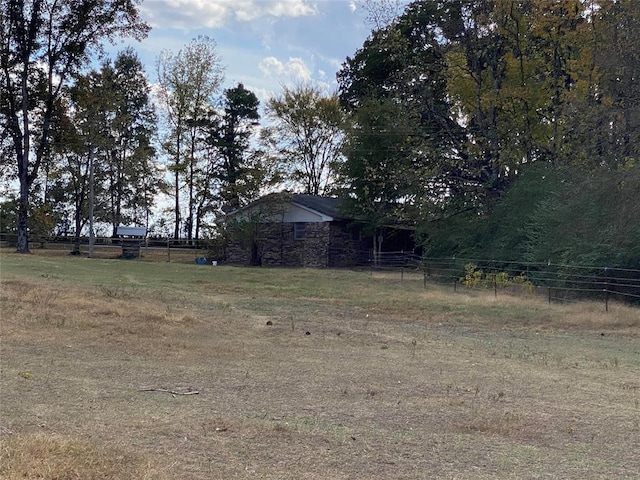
[109,0,381,107]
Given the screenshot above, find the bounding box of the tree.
[338,0,602,225]
[0,0,149,253]
[584,0,640,168]
[205,83,260,211]
[104,49,159,235]
[156,36,224,239]
[339,0,640,268]
[355,0,407,29]
[337,1,472,225]
[56,70,112,254]
[266,84,345,195]
[338,97,415,263]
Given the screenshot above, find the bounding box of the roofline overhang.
[225,199,335,222]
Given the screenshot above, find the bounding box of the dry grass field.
[0,250,639,479]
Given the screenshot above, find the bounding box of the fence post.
[604,267,609,313]
[401,266,404,281]
[167,239,171,263]
[548,287,551,305]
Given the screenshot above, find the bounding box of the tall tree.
[156,36,224,239]
[104,49,158,235]
[48,112,91,254]
[0,0,149,253]
[587,0,640,168]
[202,83,261,211]
[338,97,415,262]
[266,84,345,195]
[338,0,602,223]
[411,0,640,266]
[338,1,470,222]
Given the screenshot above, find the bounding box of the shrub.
[460,263,533,292]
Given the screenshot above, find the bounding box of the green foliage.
[467,163,563,260]
[340,0,640,276]
[156,35,225,239]
[29,203,58,240]
[524,166,640,269]
[0,200,17,234]
[266,84,345,196]
[338,97,415,234]
[205,82,263,211]
[424,163,640,271]
[1,0,149,252]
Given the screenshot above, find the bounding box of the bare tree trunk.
[88,147,96,258]
[173,121,181,239]
[16,60,31,254]
[16,177,30,253]
[71,208,82,256]
[372,231,378,268]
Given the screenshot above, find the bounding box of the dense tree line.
[2,0,639,270]
[336,0,640,269]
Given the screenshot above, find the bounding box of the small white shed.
[116,226,147,258]
[116,226,147,238]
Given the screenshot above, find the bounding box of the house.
[224,193,417,268]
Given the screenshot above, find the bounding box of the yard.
[0,251,638,479]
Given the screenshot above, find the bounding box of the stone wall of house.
[226,221,331,267]
[225,228,252,265]
[225,220,373,268]
[259,222,330,267]
[328,221,366,267]
[299,222,331,267]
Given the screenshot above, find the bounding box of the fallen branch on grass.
[139,387,200,396]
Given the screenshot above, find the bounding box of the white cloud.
[141,0,317,29]
[258,56,311,82]
[236,0,317,21]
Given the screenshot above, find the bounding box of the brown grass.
[0,434,166,479]
[0,252,639,479]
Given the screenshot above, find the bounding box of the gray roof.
[226,193,354,221]
[289,194,350,221]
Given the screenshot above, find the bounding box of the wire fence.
[356,251,640,309]
[0,234,214,264]
[3,235,639,309]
